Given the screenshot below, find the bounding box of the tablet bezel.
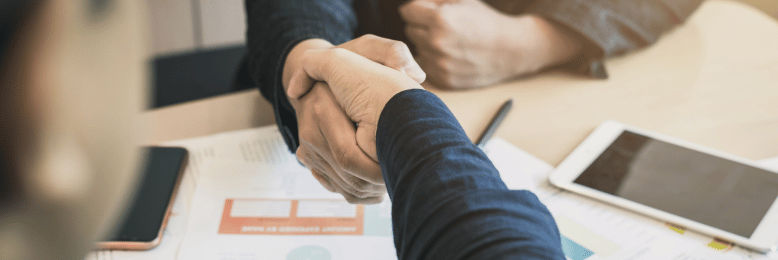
[549,121,778,252]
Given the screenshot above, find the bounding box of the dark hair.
[0,0,38,205]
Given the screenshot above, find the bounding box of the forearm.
[526,0,703,58]
[504,15,584,74]
[377,90,564,260]
[245,0,355,97]
[244,0,357,151]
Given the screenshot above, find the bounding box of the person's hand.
[399,0,583,89]
[288,48,423,161]
[282,35,425,204]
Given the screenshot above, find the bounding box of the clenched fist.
[400,0,583,89]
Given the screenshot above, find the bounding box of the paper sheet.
[177,159,395,260]
[174,126,396,260]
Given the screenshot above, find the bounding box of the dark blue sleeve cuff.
[245,0,357,152]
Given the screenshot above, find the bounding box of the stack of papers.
[87,126,778,260]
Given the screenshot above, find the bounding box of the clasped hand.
[283,35,423,204]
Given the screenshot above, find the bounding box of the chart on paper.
[218,198,392,237]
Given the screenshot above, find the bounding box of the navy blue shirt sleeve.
[377,89,565,260]
[244,0,357,152]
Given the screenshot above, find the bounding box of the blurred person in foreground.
[245,0,703,203]
[0,0,148,259]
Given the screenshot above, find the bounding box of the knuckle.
[328,48,350,59]
[333,146,357,171]
[348,178,378,195]
[295,149,309,166]
[297,128,317,143]
[353,181,374,194]
[432,70,456,89]
[343,195,361,204]
[342,185,366,199]
[434,58,451,72]
[295,147,306,160]
[388,41,410,55]
[359,34,379,42]
[431,13,447,28]
[336,174,373,197]
[385,41,412,69]
[430,37,446,51]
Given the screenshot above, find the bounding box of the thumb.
[356,123,379,163]
[287,60,317,99]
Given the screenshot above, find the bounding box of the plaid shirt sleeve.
[525,0,704,78]
[244,0,357,152]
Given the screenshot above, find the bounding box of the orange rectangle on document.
[218,198,364,235]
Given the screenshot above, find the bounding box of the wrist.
[512,15,583,71]
[371,81,419,127]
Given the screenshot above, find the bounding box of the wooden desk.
[143,0,778,166]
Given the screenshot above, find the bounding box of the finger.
[416,54,456,89]
[399,0,441,27]
[346,194,384,205]
[309,134,387,196]
[404,26,446,56]
[287,58,319,99]
[404,25,429,46]
[297,146,336,192]
[314,134,387,194]
[300,130,386,198]
[416,50,483,89]
[314,149,386,199]
[317,87,384,184]
[341,35,426,83]
[299,140,383,204]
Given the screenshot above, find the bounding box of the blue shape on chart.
[286,245,331,260]
[561,235,594,260]
[363,204,393,237]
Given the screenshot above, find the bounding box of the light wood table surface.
[143,0,778,166]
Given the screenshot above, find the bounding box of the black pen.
[475,99,513,149]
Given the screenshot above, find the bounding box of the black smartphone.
[98,146,188,250]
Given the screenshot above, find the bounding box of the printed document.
[87,126,778,260]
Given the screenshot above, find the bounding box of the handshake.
[283,35,425,204]
[281,0,586,203]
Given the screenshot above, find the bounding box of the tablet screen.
[574,130,778,238]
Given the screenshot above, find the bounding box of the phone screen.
[103,147,187,243]
[574,130,778,238]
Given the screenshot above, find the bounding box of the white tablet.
[549,121,778,252]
